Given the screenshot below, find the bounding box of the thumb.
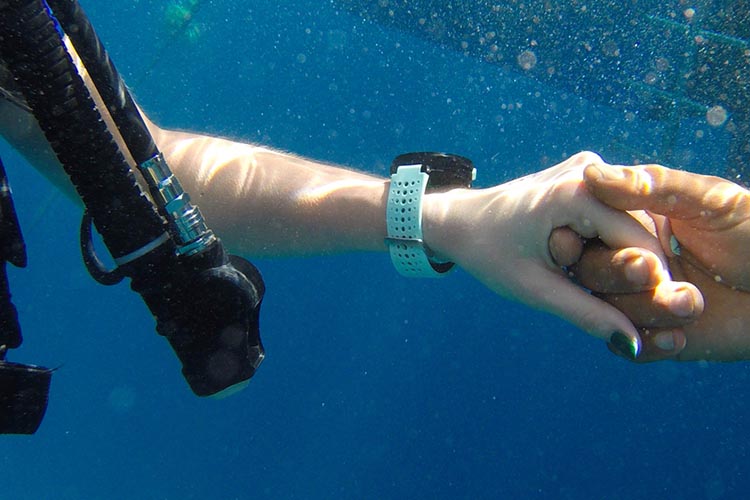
[583,163,746,226]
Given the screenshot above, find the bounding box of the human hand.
[581,163,750,361]
[422,152,703,358]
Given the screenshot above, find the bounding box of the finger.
[608,328,687,363]
[512,261,642,359]
[594,279,704,327]
[646,212,677,257]
[584,163,750,227]
[586,163,750,289]
[571,243,664,293]
[563,194,668,269]
[548,226,583,267]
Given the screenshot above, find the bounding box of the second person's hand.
[580,163,750,361]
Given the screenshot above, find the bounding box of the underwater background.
[1,0,749,498]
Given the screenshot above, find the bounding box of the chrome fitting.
[139,153,216,255]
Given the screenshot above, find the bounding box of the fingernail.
[654,331,676,351]
[670,286,697,318]
[588,163,624,180]
[609,331,641,360]
[623,253,649,286]
[670,235,682,256]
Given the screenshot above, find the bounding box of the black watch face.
[391,152,475,191]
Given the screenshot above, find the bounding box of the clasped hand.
[422,152,705,359]
[577,162,750,361]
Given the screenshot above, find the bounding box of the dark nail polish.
[609,331,640,360]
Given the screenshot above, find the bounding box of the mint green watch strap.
[386,164,451,277]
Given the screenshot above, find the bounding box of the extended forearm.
[148,124,390,257]
[1,96,391,258]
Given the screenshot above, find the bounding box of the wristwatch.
[385,152,476,277]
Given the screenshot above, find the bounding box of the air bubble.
[517,50,537,70]
[706,105,728,127]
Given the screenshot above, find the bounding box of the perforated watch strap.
[386,164,452,277]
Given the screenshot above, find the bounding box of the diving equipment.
[0,0,266,403]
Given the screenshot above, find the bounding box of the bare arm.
[146,122,389,257]
[151,130,690,351]
[0,95,390,257]
[1,95,701,354]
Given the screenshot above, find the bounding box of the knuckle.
[571,151,604,166]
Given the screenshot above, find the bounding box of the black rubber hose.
[0,0,169,259]
[45,0,158,164]
[0,0,266,396]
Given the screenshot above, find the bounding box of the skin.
[147,120,692,352]
[578,163,750,361]
[0,83,699,357]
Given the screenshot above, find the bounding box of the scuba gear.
[0,83,31,114]
[0,0,267,433]
[0,156,52,435]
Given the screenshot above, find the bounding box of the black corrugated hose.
[0,0,266,397]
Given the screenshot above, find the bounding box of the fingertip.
[549,227,584,267]
[583,164,604,188]
[607,341,636,362]
[583,163,625,185]
[618,248,660,289]
[653,329,687,353]
[576,245,665,293]
[609,330,641,360]
[631,329,687,363]
[655,281,705,320]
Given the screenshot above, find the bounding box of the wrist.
[384,152,476,277]
[421,189,469,264]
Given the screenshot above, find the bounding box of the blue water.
[2,1,749,498]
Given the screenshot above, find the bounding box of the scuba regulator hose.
[0,0,266,397]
